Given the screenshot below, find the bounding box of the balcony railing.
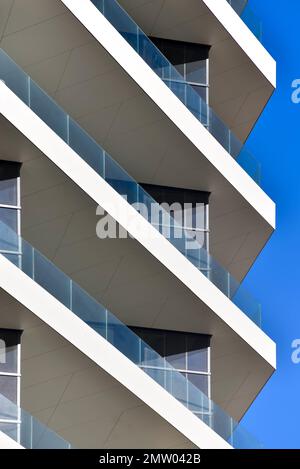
[91,0,261,185]
[0,222,261,448]
[0,392,71,448]
[0,48,262,328]
[227,1,262,40]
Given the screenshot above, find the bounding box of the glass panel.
[2,253,20,266]
[0,49,29,103]
[0,179,18,206]
[191,84,207,102]
[20,240,34,277]
[188,377,210,414]
[0,336,18,374]
[30,81,68,142]
[0,392,71,448]
[0,208,18,252]
[227,0,248,15]
[0,422,18,441]
[174,63,185,76]
[168,370,188,408]
[186,60,207,85]
[187,337,209,373]
[69,118,104,175]
[166,332,186,370]
[0,389,18,421]
[139,329,165,362]
[0,376,17,405]
[104,154,138,205]
[189,373,209,396]
[144,367,166,389]
[103,0,139,50]
[33,250,71,308]
[0,391,71,448]
[107,313,140,364]
[72,282,107,337]
[20,410,70,449]
[184,204,206,230]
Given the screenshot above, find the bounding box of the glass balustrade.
[90,0,261,184]
[0,48,262,328]
[0,221,261,448]
[0,392,71,448]
[227,1,262,40]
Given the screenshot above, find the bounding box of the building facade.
[0,0,276,449]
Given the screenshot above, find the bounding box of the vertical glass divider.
[32,246,35,281]
[69,278,73,311]
[138,337,141,366]
[103,152,106,180]
[30,414,33,449]
[105,309,108,340]
[227,272,231,299]
[27,76,31,107]
[136,24,140,55]
[66,114,70,145]
[230,416,234,447]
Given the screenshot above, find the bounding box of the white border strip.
[203,0,276,86]
[0,254,232,449]
[0,83,276,369]
[61,0,275,229]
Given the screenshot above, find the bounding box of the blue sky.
[240,0,300,449]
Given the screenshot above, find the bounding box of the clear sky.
[240,0,300,449]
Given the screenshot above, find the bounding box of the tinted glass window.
[166,332,186,370]
[191,84,207,101]
[189,373,209,396]
[0,341,18,374]
[0,178,18,206]
[0,376,18,403]
[186,60,207,84]
[0,208,18,251]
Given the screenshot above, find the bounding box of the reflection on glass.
[0,179,18,206]
[166,333,186,370]
[0,376,18,405]
[0,343,18,374]
[189,373,209,396]
[186,60,207,84]
[0,208,18,252]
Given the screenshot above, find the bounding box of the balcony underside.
[117,0,276,141]
[0,0,275,283]
[0,93,274,423]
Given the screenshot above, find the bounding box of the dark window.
[0,330,21,374]
[130,326,211,401]
[150,37,210,102]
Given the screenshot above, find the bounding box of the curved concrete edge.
[203,0,276,87]
[0,83,276,370]
[0,431,24,449]
[0,255,232,449]
[61,0,276,230]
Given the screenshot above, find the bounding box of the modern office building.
[0,0,276,449]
